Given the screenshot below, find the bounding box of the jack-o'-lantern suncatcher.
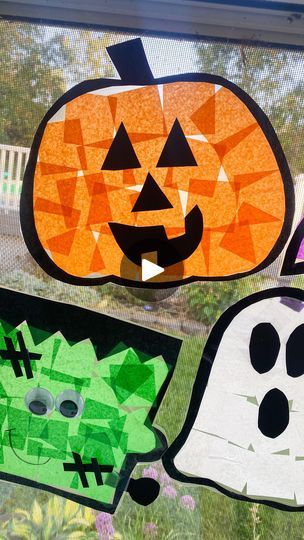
[20,38,294,287]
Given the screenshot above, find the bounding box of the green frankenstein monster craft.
[0,288,181,512]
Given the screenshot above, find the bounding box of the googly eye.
[25,388,54,416]
[55,390,84,418]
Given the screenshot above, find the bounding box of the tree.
[0,21,115,148]
[270,83,304,175]
[63,29,115,82]
[0,21,72,147]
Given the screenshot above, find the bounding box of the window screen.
[0,17,304,539]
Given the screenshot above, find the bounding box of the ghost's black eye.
[101,122,140,170]
[29,400,47,415]
[249,322,280,374]
[25,388,54,416]
[55,390,84,419]
[156,119,197,168]
[286,324,304,377]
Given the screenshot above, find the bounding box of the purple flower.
[143,522,158,537]
[180,494,196,511]
[160,471,172,486]
[162,485,177,499]
[95,512,115,539]
[142,466,158,481]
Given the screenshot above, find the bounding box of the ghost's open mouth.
[109,205,203,267]
[6,429,51,466]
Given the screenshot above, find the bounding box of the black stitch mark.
[63,452,114,488]
[0,332,42,379]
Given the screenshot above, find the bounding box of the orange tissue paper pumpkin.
[20,39,294,287]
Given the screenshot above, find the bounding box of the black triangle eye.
[101,123,141,170]
[157,119,197,168]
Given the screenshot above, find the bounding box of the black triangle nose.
[131,173,173,213]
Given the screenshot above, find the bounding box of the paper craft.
[0,288,182,512]
[163,287,304,510]
[20,38,294,287]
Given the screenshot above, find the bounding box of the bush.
[185,277,262,327]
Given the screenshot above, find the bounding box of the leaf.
[44,518,55,540]
[66,532,86,539]
[47,495,63,528]
[68,517,90,528]
[83,506,96,527]
[10,520,31,539]
[13,508,31,521]
[63,499,80,522]
[31,499,43,528]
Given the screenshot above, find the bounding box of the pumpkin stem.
[107,38,154,84]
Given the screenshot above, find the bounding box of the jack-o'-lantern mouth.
[109,205,203,267]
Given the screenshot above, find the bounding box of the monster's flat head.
[0,289,181,512]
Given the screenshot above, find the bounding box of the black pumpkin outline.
[162,287,304,512]
[20,39,294,288]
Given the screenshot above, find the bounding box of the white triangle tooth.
[178,190,188,216]
[92,231,100,242]
[48,105,66,123]
[187,134,208,143]
[89,85,143,96]
[158,84,164,109]
[126,185,143,192]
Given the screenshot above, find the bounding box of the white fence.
[0,143,30,211]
